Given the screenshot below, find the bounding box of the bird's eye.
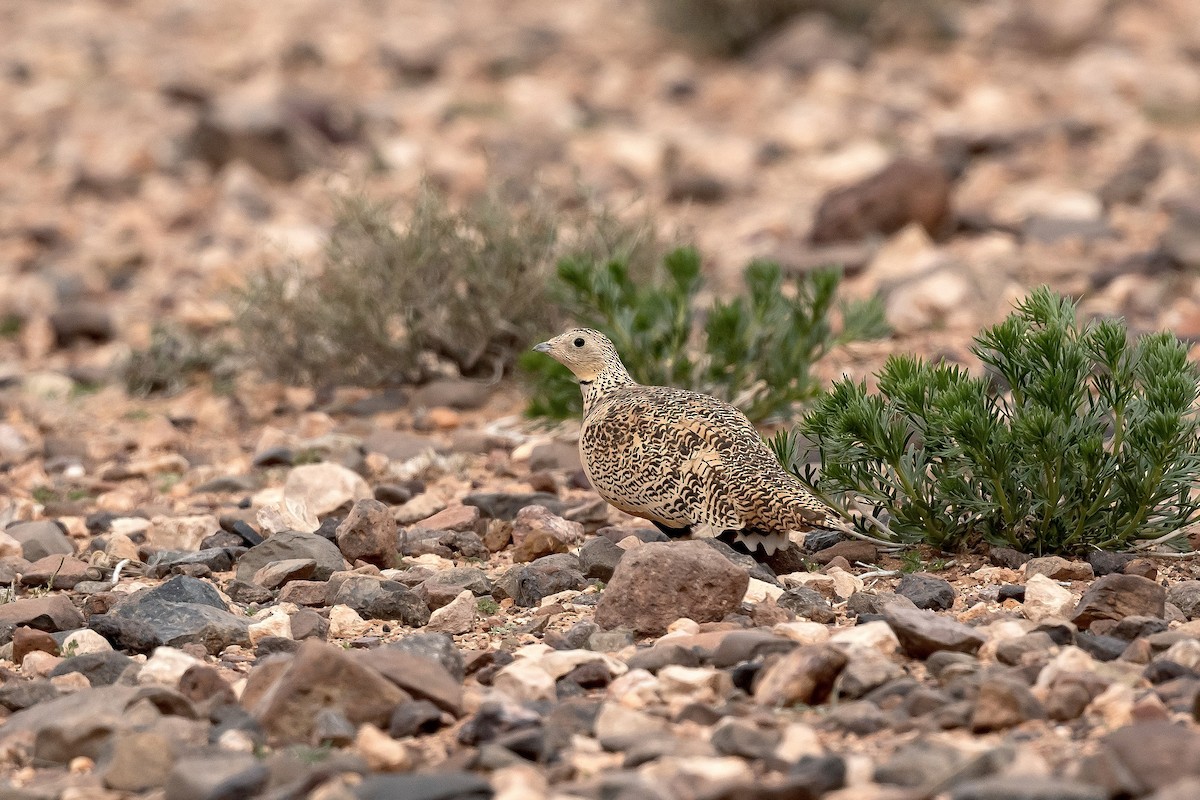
[573,337,585,347]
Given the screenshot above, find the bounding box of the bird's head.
[532,328,625,383]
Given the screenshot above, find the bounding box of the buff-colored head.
[532,328,625,382]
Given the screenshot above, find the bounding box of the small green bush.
[522,246,888,421]
[125,324,236,396]
[773,288,1200,555]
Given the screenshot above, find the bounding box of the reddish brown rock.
[811,540,878,565]
[246,640,409,743]
[335,498,398,568]
[754,645,847,707]
[511,505,584,563]
[595,541,749,637]
[12,626,59,665]
[810,158,952,244]
[1072,574,1166,630]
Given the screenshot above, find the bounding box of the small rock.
[970,675,1046,732]
[13,626,59,664]
[329,576,431,626]
[884,606,986,659]
[102,729,177,792]
[235,530,346,583]
[1072,574,1166,629]
[896,573,956,610]
[951,776,1108,800]
[511,505,584,563]
[418,567,492,609]
[1081,720,1200,796]
[354,773,492,800]
[145,515,220,552]
[463,491,566,520]
[6,520,73,560]
[252,558,317,589]
[810,540,878,565]
[595,541,749,636]
[335,498,398,568]
[1025,556,1093,582]
[426,590,476,635]
[283,462,372,516]
[417,504,482,533]
[579,536,624,581]
[778,587,836,624]
[389,699,445,738]
[0,595,86,635]
[754,645,847,707]
[246,640,409,743]
[810,157,952,244]
[494,554,586,608]
[1023,573,1076,623]
[163,750,269,800]
[989,547,1032,569]
[1168,581,1200,620]
[362,429,447,462]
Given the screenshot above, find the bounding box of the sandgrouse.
[533,328,834,555]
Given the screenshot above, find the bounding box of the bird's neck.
[580,363,635,415]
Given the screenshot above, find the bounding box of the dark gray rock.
[146,548,239,578]
[1168,581,1200,620]
[50,651,137,687]
[779,586,836,623]
[99,580,251,654]
[235,530,346,583]
[6,520,73,561]
[163,750,270,800]
[847,591,917,618]
[389,699,445,738]
[896,572,957,611]
[418,567,492,610]
[710,718,780,760]
[1087,551,1134,577]
[463,492,566,520]
[389,633,465,681]
[329,576,430,626]
[0,678,61,711]
[493,553,586,608]
[142,575,229,610]
[579,536,624,581]
[951,777,1107,800]
[884,606,986,659]
[355,772,493,800]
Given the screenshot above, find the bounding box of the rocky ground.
[4,0,1200,798]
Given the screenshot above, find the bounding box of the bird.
[532,327,835,556]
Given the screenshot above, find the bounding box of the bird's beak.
[532,341,552,353]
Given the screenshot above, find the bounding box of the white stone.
[825,567,863,599]
[606,668,660,708]
[774,722,824,761]
[355,723,412,771]
[137,647,203,687]
[426,589,476,635]
[145,514,219,551]
[248,609,293,645]
[1089,683,1134,729]
[493,765,549,800]
[49,672,91,692]
[1023,573,1077,623]
[773,621,832,646]
[830,621,899,655]
[493,659,557,703]
[328,604,369,638]
[744,578,784,604]
[657,665,724,704]
[1160,639,1200,671]
[60,629,112,656]
[283,462,371,517]
[595,702,670,750]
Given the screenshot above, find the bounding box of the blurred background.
[2,0,1200,420]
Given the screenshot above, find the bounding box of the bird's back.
[579,383,828,536]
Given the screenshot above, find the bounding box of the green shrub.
[522,246,888,421]
[773,288,1200,555]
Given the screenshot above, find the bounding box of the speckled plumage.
[533,328,833,555]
